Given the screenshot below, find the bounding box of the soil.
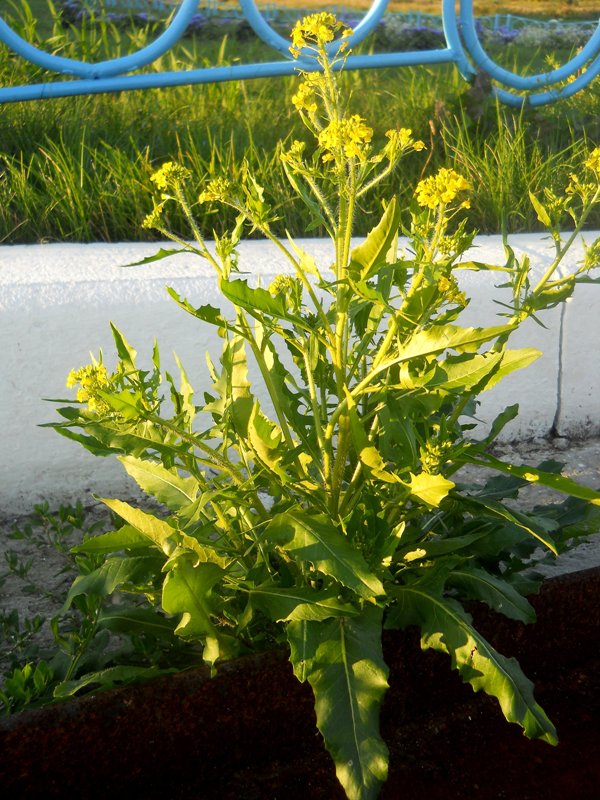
[0,567,599,799]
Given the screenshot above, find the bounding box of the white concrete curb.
[1,233,599,513]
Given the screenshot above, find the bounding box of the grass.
[0,1,598,242]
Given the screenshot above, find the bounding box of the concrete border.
[1,233,599,513]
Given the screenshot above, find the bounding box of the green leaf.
[407,472,455,507]
[53,666,171,699]
[250,584,358,622]
[460,494,559,554]
[166,287,229,329]
[162,559,225,665]
[220,277,301,325]
[531,277,576,311]
[118,455,198,511]
[349,199,400,281]
[387,583,557,744]
[267,509,385,599]
[101,498,178,554]
[123,248,190,267]
[466,453,600,506]
[447,566,536,623]
[71,524,150,555]
[287,608,389,800]
[395,323,515,362]
[359,446,402,484]
[97,605,177,637]
[97,389,145,420]
[430,349,540,394]
[110,323,137,374]
[247,401,287,478]
[64,555,162,610]
[528,191,552,228]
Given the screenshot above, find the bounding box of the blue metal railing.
[0,0,598,106]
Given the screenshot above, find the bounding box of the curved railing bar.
[0,0,199,79]
[459,0,600,91]
[496,52,600,107]
[440,0,476,80]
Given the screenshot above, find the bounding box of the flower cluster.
[150,161,191,193]
[318,115,373,162]
[291,80,318,115]
[290,12,352,55]
[142,201,165,230]
[584,147,600,178]
[66,363,113,415]
[415,168,471,210]
[269,274,303,311]
[197,177,233,204]
[565,150,600,201]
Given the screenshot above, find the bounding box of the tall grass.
[0,2,598,242]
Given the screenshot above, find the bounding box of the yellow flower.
[415,168,471,210]
[584,147,600,178]
[291,81,318,115]
[67,363,112,415]
[385,128,425,152]
[318,115,373,162]
[150,161,191,192]
[142,201,165,230]
[290,13,352,54]
[198,178,232,204]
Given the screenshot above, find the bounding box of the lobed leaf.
[287,608,389,800]
[101,498,178,554]
[118,455,198,511]
[387,583,557,744]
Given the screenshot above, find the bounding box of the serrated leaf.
[64,555,162,610]
[123,248,189,267]
[387,584,557,744]
[466,453,600,506]
[71,524,150,555]
[250,584,358,622]
[101,498,178,554]
[220,277,305,327]
[396,323,514,362]
[430,349,540,394]
[267,509,384,599]
[97,388,145,420]
[162,559,226,666]
[287,608,389,800]
[447,566,536,623]
[360,446,402,484]
[118,455,198,511]
[166,287,229,328]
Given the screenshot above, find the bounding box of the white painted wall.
[1,233,599,513]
